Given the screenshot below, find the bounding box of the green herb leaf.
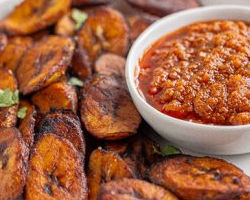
[17,106,28,119]
[0,89,19,107]
[68,77,84,87]
[153,144,181,156]
[72,9,88,30]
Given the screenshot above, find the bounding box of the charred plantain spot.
[43,184,53,196]
[1,154,9,170]
[72,0,111,6]
[0,142,7,153]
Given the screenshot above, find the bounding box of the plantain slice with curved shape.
[0,128,29,200]
[18,100,36,149]
[32,80,78,114]
[37,110,85,157]
[77,7,129,68]
[72,44,92,80]
[17,36,75,95]
[126,0,199,17]
[0,0,71,36]
[25,133,87,200]
[87,148,135,200]
[0,69,18,128]
[99,178,179,200]
[149,155,250,200]
[0,37,33,72]
[94,53,125,77]
[72,0,111,6]
[127,14,156,43]
[0,33,7,53]
[81,75,141,140]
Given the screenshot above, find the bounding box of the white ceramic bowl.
[126,5,250,155]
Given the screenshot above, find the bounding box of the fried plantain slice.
[72,0,111,6]
[72,45,92,80]
[18,100,36,149]
[37,110,85,157]
[94,53,125,77]
[105,135,162,178]
[17,36,75,95]
[126,0,199,17]
[55,12,76,37]
[81,75,141,140]
[0,37,33,72]
[0,0,71,35]
[0,69,18,128]
[149,155,250,200]
[25,133,87,200]
[0,33,7,53]
[32,80,78,114]
[99,178,179,200]
[127,14,155,43]
[77,7,129,66]
[0,128,29,200]
[88,148,135,200]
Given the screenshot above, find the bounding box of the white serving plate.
[0,0,249,175]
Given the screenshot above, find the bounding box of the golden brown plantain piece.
[17,36,75,95]
[0,128,29,200]
[126,0,199,17]
[55,12,75,36]
[25,133,87,200]
[127,14,155,43]
[72,0,111,6]
[81,75,141,140]
[88,148,135,200]
[0,37,33,72]
[99,178,179,200]
[149,155,250,200]
[72,45,92,80]
[18,100,36,149]
[94,53,125,77]
[0,0,71,35]
[77,7,129,67]
[37,110,85,157]
[0,33,7,53]
[0,69,18,128]
[32,80,78,114]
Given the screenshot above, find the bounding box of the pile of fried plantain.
[0,1,249,200]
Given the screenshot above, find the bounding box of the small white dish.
[126,5,250,155]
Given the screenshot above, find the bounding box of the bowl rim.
[126,5,250,130]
